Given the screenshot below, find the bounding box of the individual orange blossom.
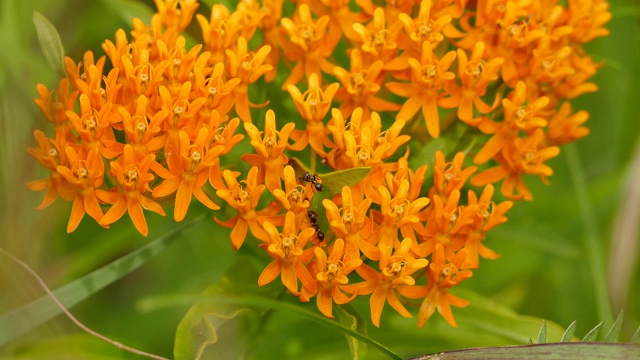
[56,147,105,232]
[272,165,311,214]
[471,129,560,201]
[567,0,611,44]
[157,82,206,143]
[117,94,167,160]
[280,4,335,88]
[302,238,361,318]
[117,46,170,103]
[197,4,242,63]
[34,78,78,133]
[98,145,165,236]
[154,0,199,32]
[431,151,476,199]
[473,81,549,165]
[386,42,456,138]
[352,7,400,65]
[309,0,361,46]
[347,238,429,327]
[454,184,512,268]
[242,109,295,192]
[333,49,400,119]
[439,41,503,123]
[203,114,245,190]
[216,167,271,249]
[193,62,241,119]
[286,73,339,155]
[323,185,373,261]
[64,52,105,100]
[258,211,317,295]
[400,244,471,328]
[152,128,222,221]
[66,94,122,159]
[26,130,74,209]
[225,37,273,122]
[546,102,590,146]
[155,38,204,93]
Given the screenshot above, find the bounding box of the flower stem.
[565,144,614,327]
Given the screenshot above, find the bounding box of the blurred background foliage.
[0,0,639,359]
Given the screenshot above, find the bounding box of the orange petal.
[174,180,193,221]
[67,196,85,233]
[258,259,282,286]
[99,197,127,226]
[128,199,149,236]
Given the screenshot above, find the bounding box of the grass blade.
[604,310,624,342]
[582,322,603,342]
[0,213,205,346]
[537,320,547,344]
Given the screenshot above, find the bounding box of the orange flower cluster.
[29,0,609,328]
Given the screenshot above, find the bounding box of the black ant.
[307,210,325,242]
[299,172,322,192]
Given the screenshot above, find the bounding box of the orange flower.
[280,4,335,88]
[215,167,271,249]
[471,129,560,201]
[98,145,166,236]
[352,7,401,65]
[395,0,452,64]
[323,185,372,261]
[348,238,428,327]
[225,37,273,122]
[286,73,339,156]
[272,165,311,214]
[473,81,549,165]
[66,94,122,159]
[157,82,206,141]
[546,102,589,146]
[439,41,503,123]
[333,49,400,119]
[154,0,199,32]
[242,109,295,192]
[193,62,241,119]
[386,42,456,138]
[27,130,75,208]
[567,0,611,43]
[34,78,78,131]
[303,238,361,317]
[258,211,317,295]
[431,152,476,199]
[197,4,242,63]
[56,147,105,232]
[400,244,471,328]
[118,95,167,160]
[152,129,222,221]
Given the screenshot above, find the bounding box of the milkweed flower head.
[29,0,609,329]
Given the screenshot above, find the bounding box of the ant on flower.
[299,172,322,192]
[307,210,325,243]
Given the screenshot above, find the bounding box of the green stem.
[565,144,614,327]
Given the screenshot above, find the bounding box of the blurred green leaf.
[631,326,640,343]
[582,322,603,342]
[537,320,547,344]
[335,304,368,360]
[2,333,130,359]
[604,310,624,342]
[0,213,205,346]
[32,11,65,76]
[561,321,577,342]
[100,0,154,24]
[320,167,372,198]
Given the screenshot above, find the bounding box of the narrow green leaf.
[319,167,372,198]
[0,213,205,346]
[100,0,154,24]
[582,322,603,342]
[561,320,577,342]
[32,11,65,76]
[335,304,368,360]
[537,320,547,344]
[604,310,624,342]
[139,294,403,360]
[631,325,640,343]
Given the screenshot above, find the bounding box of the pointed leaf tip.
[33,11,65,76]
[582,322,603,342]
[604,310,624,343]
[537,320,547,344]
[561,320,577,342]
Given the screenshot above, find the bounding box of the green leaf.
[172,255,275,360]
[319,167,372,198]
[100,0,154,24]
[335,304,368,360]
[537,320,547,344]
[561,321,577,342]
[409,120,479,180]
[604,310,624,342]
[631,325,640,343]
[413,343,640,360]
[3,333,131,359]
[139,294,402,359]
[582,322,603,342]
[0,213,205,347]
[32,11,65,76]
